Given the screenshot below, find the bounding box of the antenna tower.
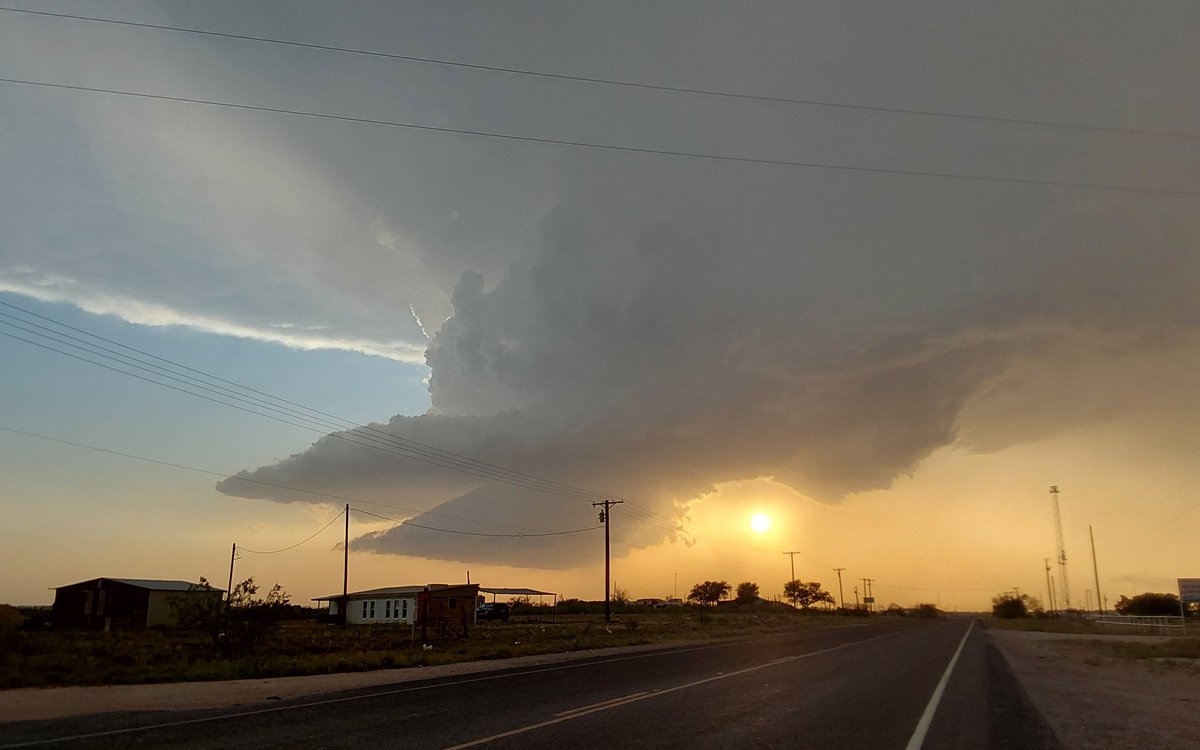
[1049,485,1071,609]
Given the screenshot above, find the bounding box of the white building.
[313,583,478,626]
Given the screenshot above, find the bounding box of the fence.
[1087,614,1186,635]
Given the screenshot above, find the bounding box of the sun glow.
[750,513,771,533]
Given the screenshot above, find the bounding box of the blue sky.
[0,293,431,467]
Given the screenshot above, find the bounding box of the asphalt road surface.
[1,619,1059,749]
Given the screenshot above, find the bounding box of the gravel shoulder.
[989,629,1200,749]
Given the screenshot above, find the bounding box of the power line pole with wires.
[593,499,623,623]
[833,568,846,609]
[342,503,349,626]
[783,551,801,608]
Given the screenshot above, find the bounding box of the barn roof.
[55,578,223,592]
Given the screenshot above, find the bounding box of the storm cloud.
[220,145,1199,566]
[4,3,1193,569]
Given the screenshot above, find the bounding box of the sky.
[2,1,1199,611]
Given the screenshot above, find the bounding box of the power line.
[350,507,599,538]
[0,424,994,594]
[239,509,345,554]
[3,76,1198,198]
[0,303,827,553]
[0,301,601,501]
[0,303,605,503]
[0,307,794,554]
[3,5,1197,142]
[0,424,564,534]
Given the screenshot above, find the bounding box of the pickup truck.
[475,602,510,622]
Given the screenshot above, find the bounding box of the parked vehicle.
[476,602,510,622]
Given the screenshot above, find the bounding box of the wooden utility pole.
[1089,525,1103,614]
[783,551,800,608]
[226,542,237,610]
[342,503,349,625]
[218,542,236,646]
[593,499,623,622]
[833,568,846,609]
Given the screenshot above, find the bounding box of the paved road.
[0,619,1058,749]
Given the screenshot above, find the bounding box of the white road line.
[904,620,975,750]
[441,631,899,750]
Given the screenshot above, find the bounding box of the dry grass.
[0,609,851,689]
[982,617,1110,635]
[1067,637,1200,662]
[984,617,1200,668]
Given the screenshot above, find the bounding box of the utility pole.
[226,542,237,610]
[218,542,237,645]
[861,578,874,612]
[783,551,801,608]
[1089,525,1104,614]
[833,568,846,609]
[342,503,349,626]
[593,499,623,623]
[1049,485,1071,609]
[854,585,860,610]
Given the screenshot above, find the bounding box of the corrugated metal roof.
[55,578,224,592]
[478,587,556,596]
[312,583,478,601]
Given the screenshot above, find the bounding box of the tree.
[1114,592,1181,616]
[991,592,1041,619]
[170,577,291,655]
[507,595,533,611]
[912,603,941,619]
[688,581,731,607]
[612,587,631,608]
[735,581,760,605]
[783,580,835,609]
[169,577,223,642]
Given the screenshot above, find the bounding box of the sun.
[749,513,771,534]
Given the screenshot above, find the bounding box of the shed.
[52,578,223,630]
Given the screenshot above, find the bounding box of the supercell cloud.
[220,152,1200,566]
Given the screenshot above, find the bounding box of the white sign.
[1178,578,1200,603]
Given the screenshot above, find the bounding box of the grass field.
[0,609,862,689]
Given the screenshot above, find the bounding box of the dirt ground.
[989,629,1200,749]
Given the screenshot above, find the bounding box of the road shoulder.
[989,628,1200,749]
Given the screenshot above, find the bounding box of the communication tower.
[1050,485,1071,609]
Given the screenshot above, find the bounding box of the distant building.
[52,578,223,630]
[313,583,479,635]
[635,597,665,607]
